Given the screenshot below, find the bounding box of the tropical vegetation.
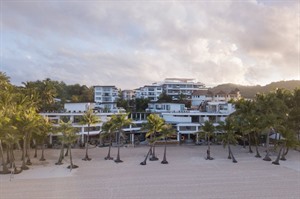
[1,71,300,176]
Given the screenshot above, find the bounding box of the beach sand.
[0,145,299,199]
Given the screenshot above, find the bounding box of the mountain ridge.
[210,80,300,99]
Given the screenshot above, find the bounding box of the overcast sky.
[1,0,299,89]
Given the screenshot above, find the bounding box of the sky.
[1,0,299,89]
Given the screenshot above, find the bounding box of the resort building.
[43,78,239,146]
[122,90,135,101]
[134,78,206,102]
[161,102,235,143]
[146,102,186,113]
[41,103,113,146]
[134,84,163,101]
[161,78,206,100]
[94,85,119,111]
[191,88,241,109]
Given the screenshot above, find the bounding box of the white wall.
[64,103,95,112]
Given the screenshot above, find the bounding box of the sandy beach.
[1,145,300,199]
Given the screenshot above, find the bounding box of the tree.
[159,124,176,164]
[140,114,165,165]
[13,94,41,170]
[199,121,215,160]
[135,98,150,112]
[255,92,288,161]
[218,118,239,163]
[110,113,133,163]
[0,74,23,174]
[56,120,78,169]
[288,88,300,143]
[37,116,53,161]
[157,92,173,103]
[80,108,101,161]
[101,120,114,160]
[0,104,18,174]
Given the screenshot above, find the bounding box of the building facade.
[94,86,119,111]
[134,84,163,102]
[161,78,205,100]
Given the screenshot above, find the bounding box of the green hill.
[211,80,300,99]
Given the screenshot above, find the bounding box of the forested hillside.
[211,80,300,99]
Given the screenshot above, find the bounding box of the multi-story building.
[146,102,186,112]
[134,84,163,101]
[134,78,205,102]
[161,102,235,143]
[191,88,241,109]
[94,86,119,111]
[161,78,205,100]
[122,90,135,101]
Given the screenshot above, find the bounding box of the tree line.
[200,88,300,164]
[1,71,300,175]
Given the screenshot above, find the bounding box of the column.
[131,133,135,147]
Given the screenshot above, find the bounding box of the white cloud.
[1,0,299,89]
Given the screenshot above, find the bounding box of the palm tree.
[218,119,239,163]
[37,116,53,161]
[101,121,114,160]
[13,95,40,170]
[0,78,22,174]
[255,92,288,161]
[140,114,165,165]
[233,99,257,153]
[57,120,78,169]
[159,124,176,164]
[0,111,13,174]
[199,121,215,160]
[0,88,14,174]
[110,113,133,163]
[80,108,101,161]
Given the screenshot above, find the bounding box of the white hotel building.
[134,84,163,102]
[41,78,240,146]
[94,85,119,111]
[134,78,206,101]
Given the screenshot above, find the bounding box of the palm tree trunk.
[65,147,69,157]
[227,142,231,159]
[0,140,10,174]
[25,134,32,166]
[8,144,12,168]
[104,136,113,160]
[10,144,21,174]
[248,134,253,153]
[228,144,237,163]
[55,141,64,165]
[284,147,289,156]
[206,138,213,160]
[280,143,287,161]
[242,132,246,149]
[150,144,158,161]
[161,139,168,164]
[40,139,46,161]
[272,145,284,165]
[114,131,123,163]
[140,146,152,165]
[67,144,78,170]
[254,133,261,158]
[83,125,91,161]
[21,136,29,170]
[263,129,272,161]
[7,148,10,165]
[34,142,38,158]
[68,144,73,171]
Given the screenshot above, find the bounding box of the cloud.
[1,0,299,89]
